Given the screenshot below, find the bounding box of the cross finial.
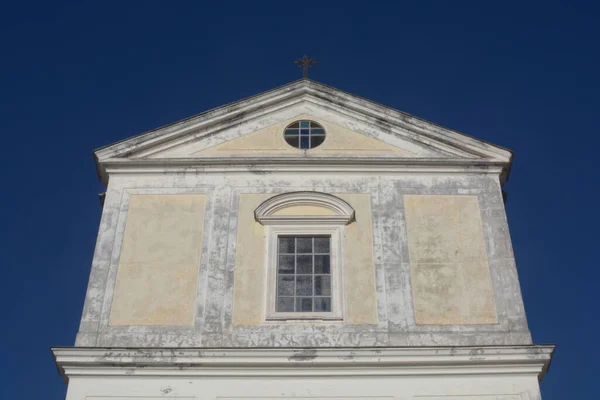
[293,55,318,78]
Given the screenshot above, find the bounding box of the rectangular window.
[276,236,332,313]
[265,226,343,321]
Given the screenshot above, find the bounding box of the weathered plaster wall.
[232,194,269,325]
[231,193,378,326]
[338,193,378,325]
[109,194,206,326]
[192,114,417,157]
[76,171,530,348]
[404,195,497,325]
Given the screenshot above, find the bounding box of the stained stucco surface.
[231,194,270,325]
[232,193,377,325]
[76,80,527,348]
[192,114,417,157]
[338,194,378,324]
[109,194,206,326]
[76,173,529,348]
[404,195,497,325]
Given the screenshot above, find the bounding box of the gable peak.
[94,79,513,184]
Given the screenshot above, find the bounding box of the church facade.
[53,79,553,400]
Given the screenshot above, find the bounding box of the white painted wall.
[65,373,543,400]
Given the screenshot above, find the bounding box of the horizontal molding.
[104,156,506,166]
[52,345,554,382]
[100,157,505,183]
[258,216,352,225]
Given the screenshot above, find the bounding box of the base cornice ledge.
[52,345,554,383]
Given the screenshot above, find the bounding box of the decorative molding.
[98,157,507,185]
[257,215,353,226]
[255,191,355,226]
[51,345,554,382]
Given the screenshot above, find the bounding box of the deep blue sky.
[1,1,598,398]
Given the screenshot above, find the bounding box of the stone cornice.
[52,345,554,383]
[100,156,506,183]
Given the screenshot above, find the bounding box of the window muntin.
[283,120,326,150]
[276,236,332,313]
[265,225,344,321]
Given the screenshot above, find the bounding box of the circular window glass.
[283,120,326,150]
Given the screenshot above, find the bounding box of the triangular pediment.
[94,79,513,183]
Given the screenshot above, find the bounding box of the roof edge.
[93,78,514,184]
[95,156,509,186]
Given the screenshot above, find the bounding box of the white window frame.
[265,225,344,321]
[255,191,354,322]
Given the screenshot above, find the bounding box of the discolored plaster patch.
[404,195,497,325]
[77,173,530,348]
[109,194,207,326]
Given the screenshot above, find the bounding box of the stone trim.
[100,157,506,185]
[52,345,554,382]
[255,191,355,226]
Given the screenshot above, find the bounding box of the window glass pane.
[297,237,312,253]
[284,120,326,150]
[314,237,329,253]
[314,255,330,274]
[315,275,331,296]
[278,297,294,312]
[296,255,312,274]
[314,297,331,312]
[296,276,313,296]
[310,135,324,148]
[278,276,294,296]
[279,237,295,253]
[276,235,333,315]
[278,255,295,274]
[300,136,309,149]
[296,297,313,312]
[285,136,299,148]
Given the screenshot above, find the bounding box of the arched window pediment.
[254,191,355,226]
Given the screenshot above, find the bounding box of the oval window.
[283,120,326,150]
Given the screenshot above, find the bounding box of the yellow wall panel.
[232,193,377,325]
[404,195,497,325]
[109,194,206,326]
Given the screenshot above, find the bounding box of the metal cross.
[293,55,318,78]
